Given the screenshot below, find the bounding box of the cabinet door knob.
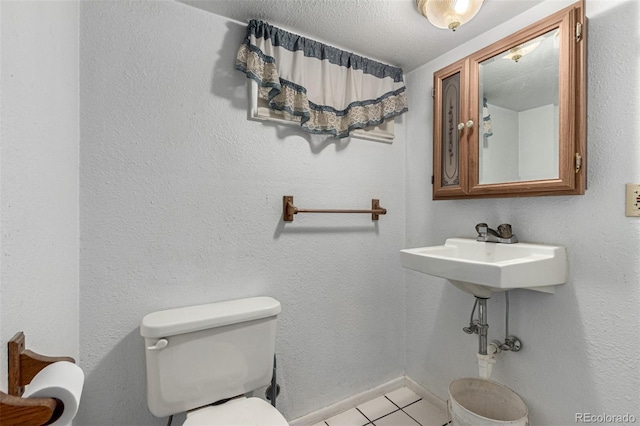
[466,120,474,128]
[457,122,465,131]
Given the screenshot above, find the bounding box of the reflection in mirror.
[478,29,559,185]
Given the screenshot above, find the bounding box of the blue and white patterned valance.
[236,20,408,139]
[482,97,493,138]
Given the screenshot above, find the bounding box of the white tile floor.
[311,387,449,426]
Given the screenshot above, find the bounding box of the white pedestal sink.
[400,238,568,298]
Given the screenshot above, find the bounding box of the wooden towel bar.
[283,195,387,222]
[0,332,75,426]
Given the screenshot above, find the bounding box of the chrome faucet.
[475,223,518,244]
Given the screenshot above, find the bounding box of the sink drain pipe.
[464,293,521,379]
[477,298,488,355]
[462,297,491,356]
[475,297,496,379]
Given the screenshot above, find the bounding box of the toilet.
[140,296,288,425]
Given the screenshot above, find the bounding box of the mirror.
[478,29,559,184]
[432,1,585,199]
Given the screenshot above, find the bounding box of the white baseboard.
[402,376,447,412]
[288,376,446,426]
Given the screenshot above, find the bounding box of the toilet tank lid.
[140,296,281,338]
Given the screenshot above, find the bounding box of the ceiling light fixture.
[503,39,541,62]
[416,0,485,32]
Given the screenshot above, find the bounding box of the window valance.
[236,20,408,139]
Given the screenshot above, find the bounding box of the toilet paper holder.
[0,331,75,426]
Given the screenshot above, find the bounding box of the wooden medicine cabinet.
[433,1,586,199]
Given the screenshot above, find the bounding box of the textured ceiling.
[179,0,546,73]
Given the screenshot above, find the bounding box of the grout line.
[384,395,402,410]
[365,406,402,424]
[356,407,372,424]
[400,406,423,426]
[399,397,423,409]
[321,389,446,426]
[384,395,429,426]
[385,394,424,410]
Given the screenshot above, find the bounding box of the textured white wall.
[78,1,405,424]
[5,1,636,424]
[0,1,79,389]
[405,1,640,424]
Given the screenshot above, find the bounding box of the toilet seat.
[184,397,288,426]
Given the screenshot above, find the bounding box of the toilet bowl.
[184,397,287,426]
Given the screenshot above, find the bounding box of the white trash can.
[448,378,529,426]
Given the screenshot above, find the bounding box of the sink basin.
[400,238,567,298]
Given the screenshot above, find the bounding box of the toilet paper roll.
[22,361,84,426]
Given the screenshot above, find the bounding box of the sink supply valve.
[463,298,480,334]
[462,322,478,334]
[499,335,522,352]
[499,291,522,352]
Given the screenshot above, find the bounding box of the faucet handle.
[497,224,513,238]
[475,223,488,235]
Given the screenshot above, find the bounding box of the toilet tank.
[140,297,281,418]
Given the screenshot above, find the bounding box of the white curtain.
[236,20,408,139]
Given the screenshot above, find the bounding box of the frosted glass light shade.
[416,0,485,31]
[502,38,541,62]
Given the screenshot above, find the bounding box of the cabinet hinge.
[575,152,582,173]
[575,22,583,42]
[431,88,435,98]
[431,175,434,184]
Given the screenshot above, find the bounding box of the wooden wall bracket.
[0,393,57,426]
[1,332,75,426]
